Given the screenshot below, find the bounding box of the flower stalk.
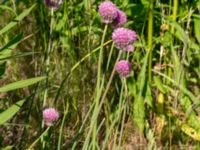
[148,0,154,84]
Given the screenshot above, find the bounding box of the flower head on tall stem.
[115,60,132,77]
[43,107,59,126]
[112,27,137,52]
[44,0,63,8]
[98,1,118,24]
[112,10,127,28]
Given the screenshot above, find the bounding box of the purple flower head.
[112,27,137,52]
[44,0,63,8]
[43,107,59,126]
[112,10,127,27]
[98,1,118,24]
[115,60,132,77]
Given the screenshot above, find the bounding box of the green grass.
[0,0,200,149]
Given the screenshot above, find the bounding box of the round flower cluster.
[98,1,137,78]
[44,0,63,8]
[98,1,127,27]
[112,27,137,52]
[115,60,132,77]
[43,107,59,126]
[113,10,127,28]
[98,1,118,24]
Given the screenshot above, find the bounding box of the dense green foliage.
[0,0,200,149]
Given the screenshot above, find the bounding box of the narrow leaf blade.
[0,76,45,92]
[0,4,36,35]
[0,100,25,125]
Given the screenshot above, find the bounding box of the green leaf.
[0,49,12,61]
[180,96,200,132]
[161,31,173,47]
[0,33,23,52]
[153,70,198,105]
[193,15,200,44]
[180,121,200,141]
[0,62,6,77]
[0,5,15,15]
[145,84,153,107]
[0,51,36,62]
[1,146,14,150]
[153,76,167,93]
[0,76,45,92]
[170,46,181,82]
[141,0,149,6]
[133,51,149,133]
[0,4,36,35]
[83,0,89,10]
[0,100,25,125]
[168,19,187,42]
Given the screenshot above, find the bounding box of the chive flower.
[98,1,118,24]
[112,27,137,52]
[43,107,59,126]
[112,10,127,27]
[44,0,63,8]
[115,60,132,77]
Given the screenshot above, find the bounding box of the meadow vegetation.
[0,0,200,149]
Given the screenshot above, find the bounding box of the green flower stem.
[43,7,54,108]
[57,102,69,150]
[106,42,114,71]
[97,24,108,91]
[28,127,50,150]
[105,42,114,131]
[83,50,121,150]
[92,47,121,148]
[168,0,178,85]
[71,102,96,149]
[100,50,122,104]
[112,81,126,150]
[148,0,154,84]
[41,8,54,148]
[81,24,109,149]
[171,0,178,34]
[91,24,108,149]
[53,40,112,105]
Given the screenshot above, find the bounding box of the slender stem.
[170,0,179,111]
[28,127,50,150]
[41,8,54,148]
[91,24,108,150]
[105,42,114,132]
[97,24,108,91]
[82,78,105,150]
[106,42,114,71]
[57,102,69,150]
[100,50,122,104]
[174,9,192,109]
[53,40,112,104]
[112,83,125,150]
[11,0,16,13]
[171,0,178,34]
[148,0,154,84]
[71,102,95,149]
[118,106,126,149]
[43,8,54,107]
[83,51,121,150]
[118,79,127,149]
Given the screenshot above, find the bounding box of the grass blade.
[0,99,25,125]
[0,4,36,35]
[0,76,45,92]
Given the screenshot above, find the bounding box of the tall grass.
[0,0,200,149]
